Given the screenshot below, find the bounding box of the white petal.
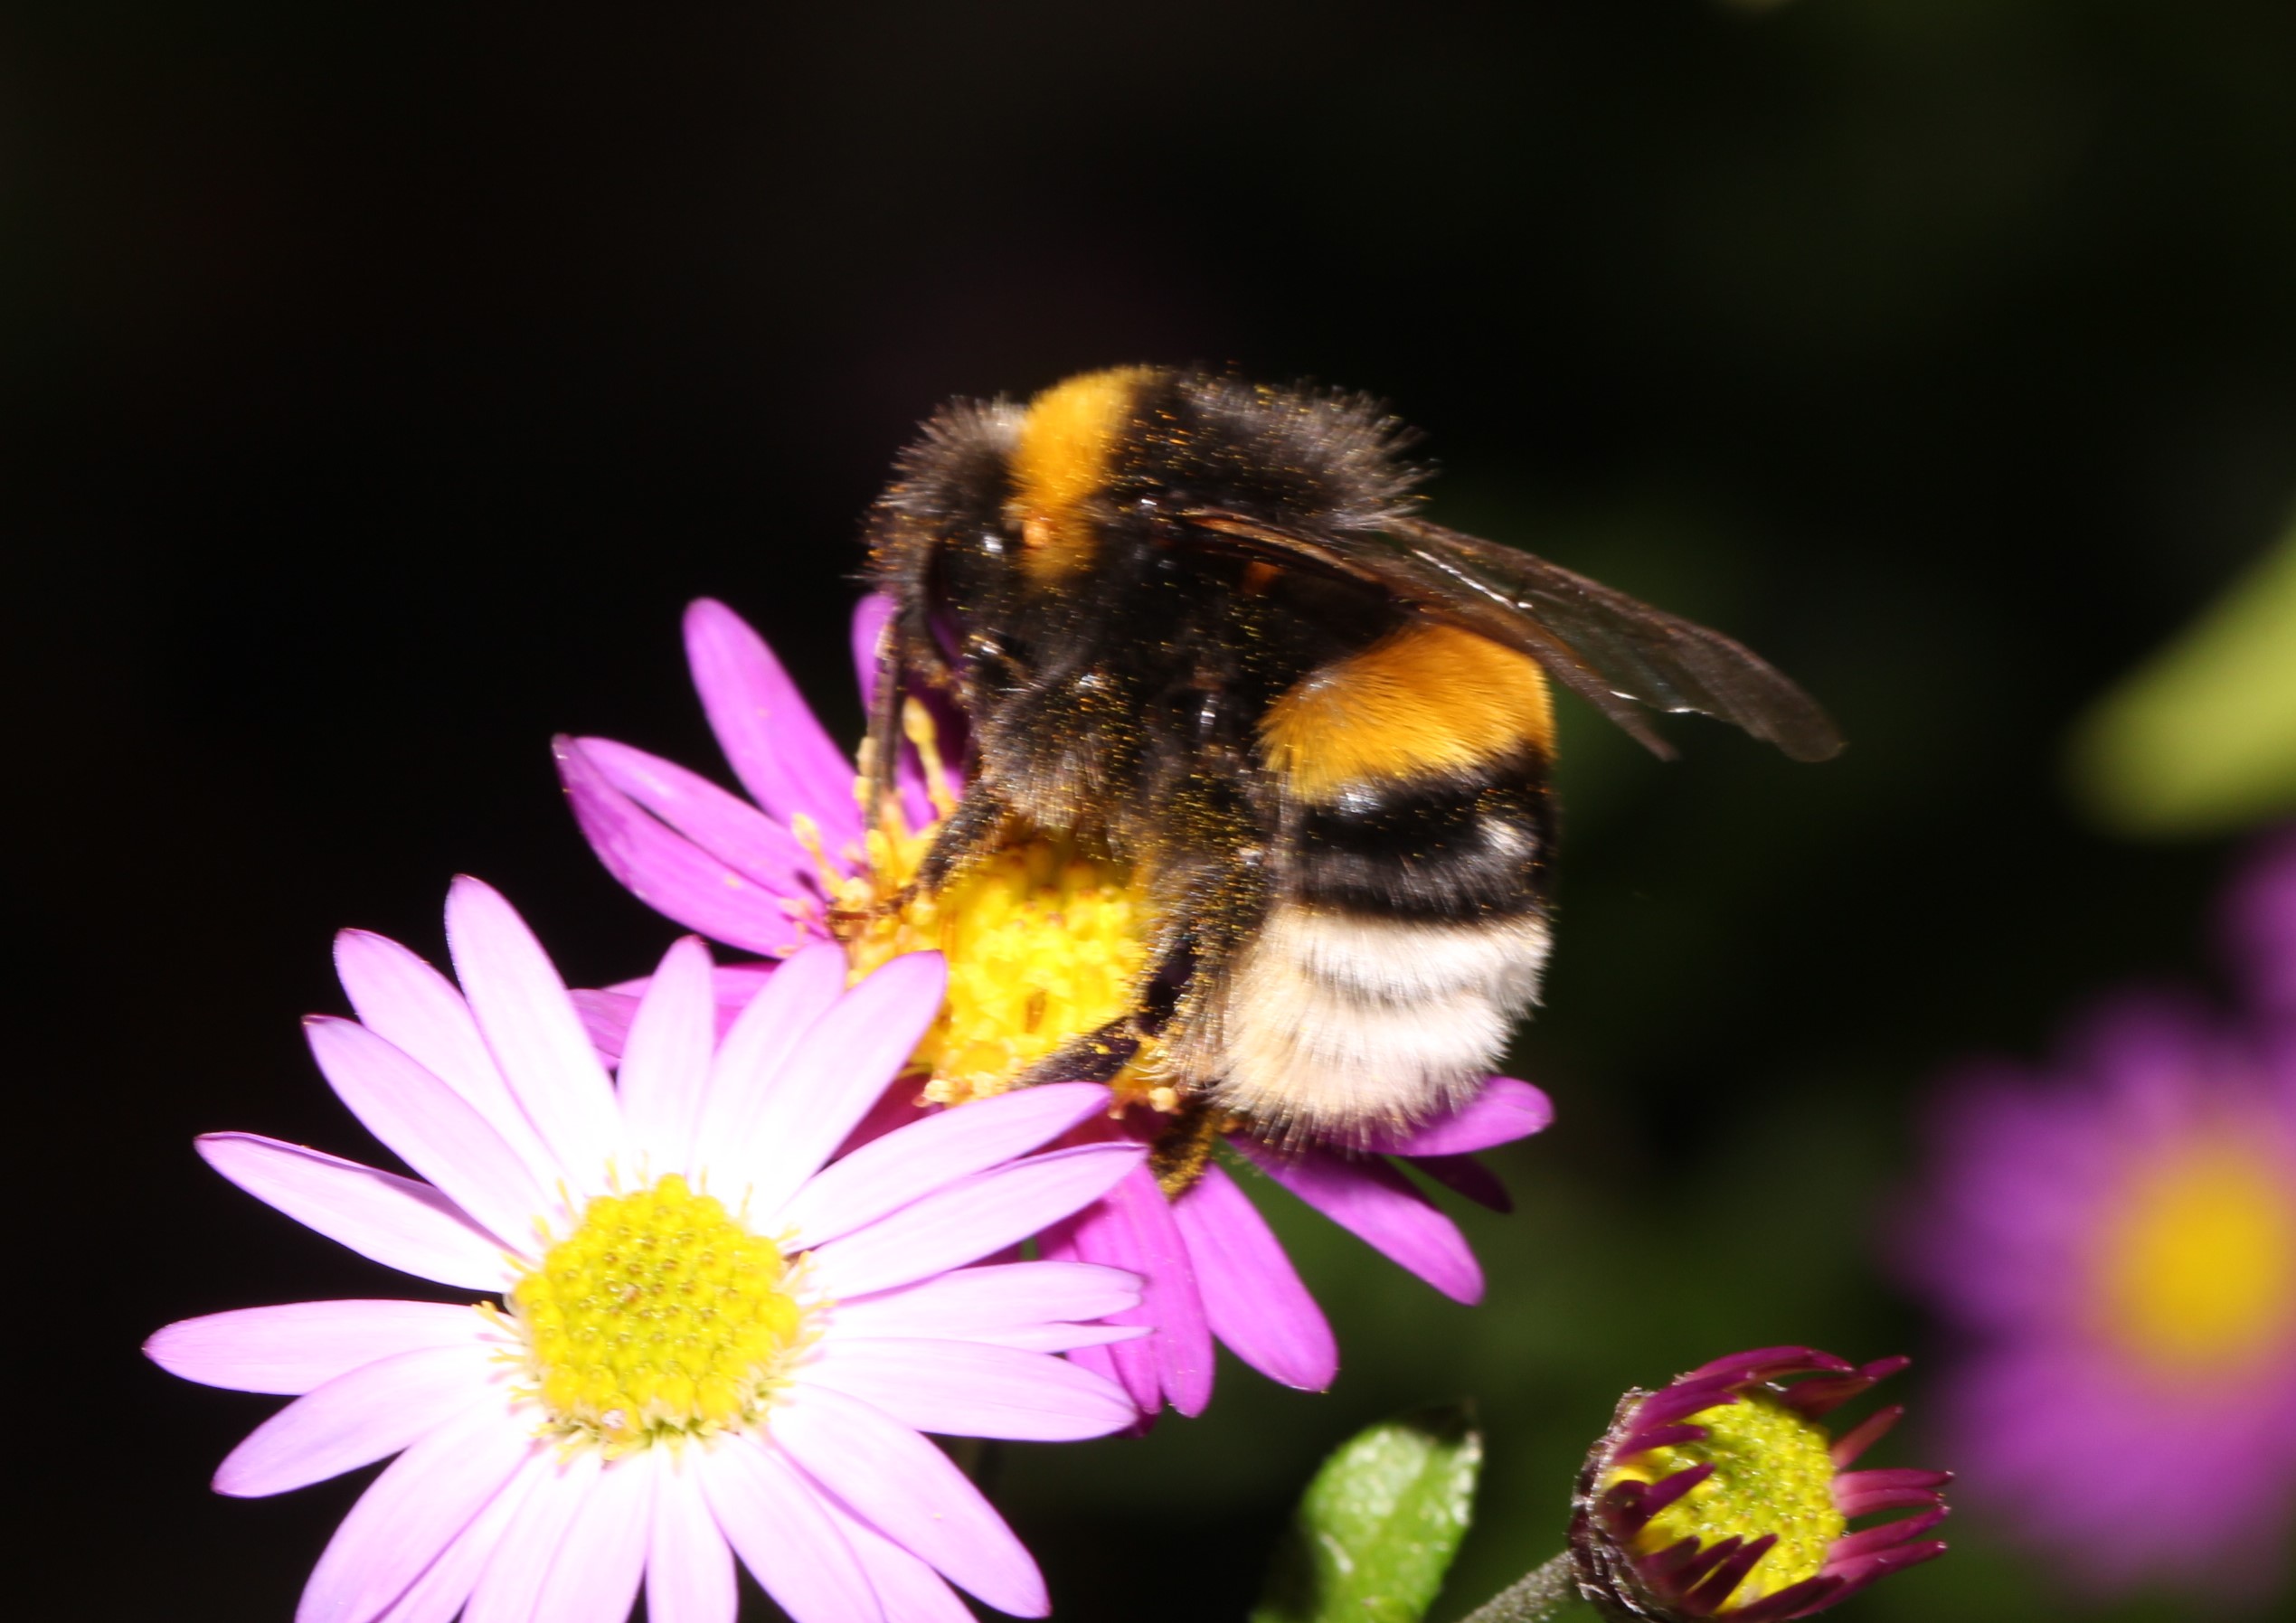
[809,1143,1143,1299]
[370,1458,543,1623]
[698,1436,882,1623]
[146,1299,486,1395]
[295,1401,538,1623]
[617,936,719,1175]
[199,1134,515,1291]
[444,876,626,1194]
[215,1341,503,1496]
[334,929,561,1191]
[817,1490,974,1623]
[825,1261,1141,1346]
[532,1454,653,1623]
[807,1338,1137,1440]
[463,1449,604,1623]
[303,1016,550,1251]
[780,1083,1111,1248]
[689,940,846,1189]
[647,1455,738,1623]
[771,1383,1046,1617]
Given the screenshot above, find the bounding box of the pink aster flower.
[146,876,1148,1623]
[1900,839,2296,1600]
[553,597,1554,1417]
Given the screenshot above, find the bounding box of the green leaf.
[1252,1406,1484,1623]
[2068,512,2296,836]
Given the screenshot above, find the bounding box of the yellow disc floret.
[1606,1390,1847,1613]
[2092,1128,2296,1377]
[825,702,1162,1109]
[511,1175,805,1450]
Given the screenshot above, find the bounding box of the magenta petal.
[684,598,864,848]
[808,1338,1139,1440]
[1054,1165,1215,1415]
[772,1383,1047,1618]
[556,737,817,959]
[572,988,641,1067]
[848,593,941,833]
[197,1134,514,1291]
[781,1082,1114,1247]
[1237,1141,1484,1304]
[146,1299,482,1395]
[699,1437,881,1623]
[1410,1153,1513,1213]
[576,734,822,892]
[295,1402,538,1623]
[214,1343,499,1497]
[1357,1076,1554,1156]
[813,1141,1146,1298]
[1171,1161,1337,1392]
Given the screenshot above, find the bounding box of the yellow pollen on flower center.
[829,703,1161,1109]
[510,1175,804,1449]
[1607,1391,1846,1613]
[2092,1128,2296,1377]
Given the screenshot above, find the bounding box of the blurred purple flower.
[148,878,1147,1623]
[1901,836,2296,1600]
[555,597,1554,1417]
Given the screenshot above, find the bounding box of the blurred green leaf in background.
[1255,1408,1485,1623]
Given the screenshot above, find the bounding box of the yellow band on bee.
[1009,367,1153,580]
[1261,620,1555,799]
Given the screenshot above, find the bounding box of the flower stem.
[1457,1553,1601,1623]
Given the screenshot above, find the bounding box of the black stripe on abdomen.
[1286,763,1554,921]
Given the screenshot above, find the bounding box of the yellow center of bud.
[2092,1128,2296,1377]
[510,1175,805,1450]
[826,703,1163,1109]
[1607,1391,1846,1613]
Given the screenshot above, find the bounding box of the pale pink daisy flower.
[554,597,1554,1417]
[146,876,1146,1623]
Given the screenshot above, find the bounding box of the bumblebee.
[865,367,1838,1175]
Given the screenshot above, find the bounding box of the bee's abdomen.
[1195,621,1558,1137]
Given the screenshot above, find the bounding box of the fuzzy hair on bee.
[865,367,1838,1175]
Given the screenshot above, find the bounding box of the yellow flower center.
[1607,1391,1846,1613]
[2091,1128,2296,1377]
[824,703,1164,1109]
[510,1175,806,1450]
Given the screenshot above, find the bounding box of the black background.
[12,4,2294,1619]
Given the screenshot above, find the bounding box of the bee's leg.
[1010,1020,1143,1089]
[1148,1099,1230,1198]
[909,779,1013,895]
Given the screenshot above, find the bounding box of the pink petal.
[1172,1162,1337,1392]
[699,1437,881,1623]
[808,1338,1138,1441]
[303,1016,551,1250]
[145,1299,484,1395]
[725,951,947,1217]
[773,1383,1046,1618]
[1235,1141,1484,1304]
[197,1133,514,1292]
[577,733,823,892]
[333,929,559,1190]
[689,940,849,1189]
[781,1083,1113,1247]
[811,1141,1145,1299]
[817,1484,975,1623]
[617,936,719,1174]
[444,876,626,1194]
[572,987,642,1068]
[531,1454,653,1623]
[215,1342,502,1497]
[685,598,864,848]
[370,1456,541,1623]
[1041,1164,1214,1417]
[827,1260,1142,1345]
[647,1457,738,1623]
[556,737,817,958]
[296,1401,539,1623]
[462,1450,603,1623]
[1356,1076,1554,1156]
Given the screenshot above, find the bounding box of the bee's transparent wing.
[1180,509,1843,762]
